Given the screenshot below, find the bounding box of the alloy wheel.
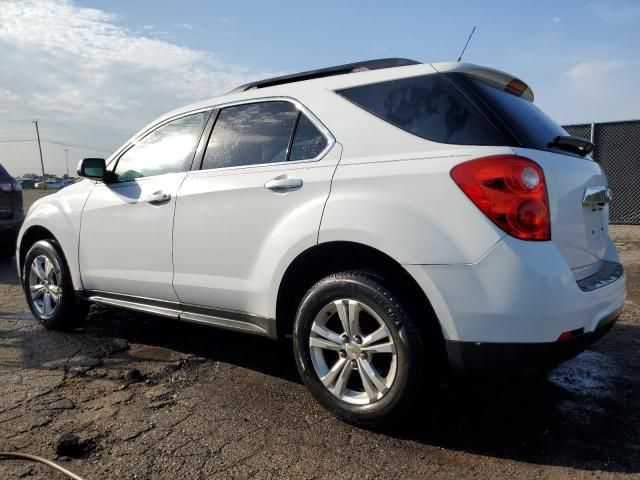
[28,254,62,318]
[309,298,398,405]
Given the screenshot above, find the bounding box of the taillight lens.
[450,155,551,241]
[0,179,21,192]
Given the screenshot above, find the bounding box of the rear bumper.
[404,235,626,344]
[445,308,620,375]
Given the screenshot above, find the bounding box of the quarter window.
[337,74,505,146]
[114,111,208,182]
[289,115,328,161]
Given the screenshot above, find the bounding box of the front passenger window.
[114,111,208,182]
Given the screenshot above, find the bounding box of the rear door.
[79,110,210,301]
[172,99,338,318]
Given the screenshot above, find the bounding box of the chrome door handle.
[147,191,171,204]
[264,175,303,192]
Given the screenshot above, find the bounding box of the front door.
[79,110,210,301]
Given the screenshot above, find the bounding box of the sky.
[0,0,638,177]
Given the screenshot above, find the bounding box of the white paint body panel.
[16,180,93,288]
[172,145,341,317]
[406,236,625,343]
[79,173,185,301]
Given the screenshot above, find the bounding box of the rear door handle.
[147,191,171,204]
[264,175,303,192]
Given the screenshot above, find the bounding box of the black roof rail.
[227,58,421,94]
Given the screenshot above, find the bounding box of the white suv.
[17,59,626,424]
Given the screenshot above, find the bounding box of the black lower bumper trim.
[446,309,621,375]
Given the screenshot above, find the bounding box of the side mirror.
[77,158,107,181]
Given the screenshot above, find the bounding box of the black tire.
[293,270,425,425]
[23,240,89,331]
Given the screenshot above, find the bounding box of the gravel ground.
[0,191,638,479]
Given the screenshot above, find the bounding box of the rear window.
[454,73,569,152]
[0,164,9,177]
[336,74,506,146]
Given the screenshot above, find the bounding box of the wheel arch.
[18,225,79,292]
[275,241,446,356]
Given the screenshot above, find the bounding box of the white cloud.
[552,16,561,23]
[0,0,277,176]
[539,58,640,124]
[564,60,627,79]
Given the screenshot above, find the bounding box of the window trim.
[196,96,336,172]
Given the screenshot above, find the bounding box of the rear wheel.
[293,271,425,425]
[23,240,88,330]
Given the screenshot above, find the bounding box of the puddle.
[548,350,619,414]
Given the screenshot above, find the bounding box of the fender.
[17,181,94,290]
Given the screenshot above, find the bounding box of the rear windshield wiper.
[548,135,595,157]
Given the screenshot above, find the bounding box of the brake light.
[504,79,528,97]
[450,155,551,241]
[0,181,13,193]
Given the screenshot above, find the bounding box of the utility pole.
[32,120,46,190]
[64,149,69,178]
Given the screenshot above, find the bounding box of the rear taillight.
[0,181,13,193]
[451,155,551,241]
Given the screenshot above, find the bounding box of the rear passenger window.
[202,101,298,169]
[289,115,328,161]
[337,74,505,146]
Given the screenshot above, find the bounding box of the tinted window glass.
[114,112,208,182]
[289,115,328,161]
[202,102,298,169]
[458,74,568,151]
[337,74,505,146]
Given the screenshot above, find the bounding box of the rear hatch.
[440,65,609,279]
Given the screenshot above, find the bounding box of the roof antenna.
[457,26,476,62]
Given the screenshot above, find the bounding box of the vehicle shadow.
[0,256,20,286]
[379,321,640,474]
[78,308,640,474]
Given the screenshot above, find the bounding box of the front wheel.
[293,271,425,425]
[23,240,89,331]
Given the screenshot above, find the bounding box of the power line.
[0,138,113,153]
[42,140,114,153]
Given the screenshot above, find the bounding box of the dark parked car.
[0,164,24,258]
[20,179,36,189]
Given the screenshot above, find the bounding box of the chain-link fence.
[563,120,640,225]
